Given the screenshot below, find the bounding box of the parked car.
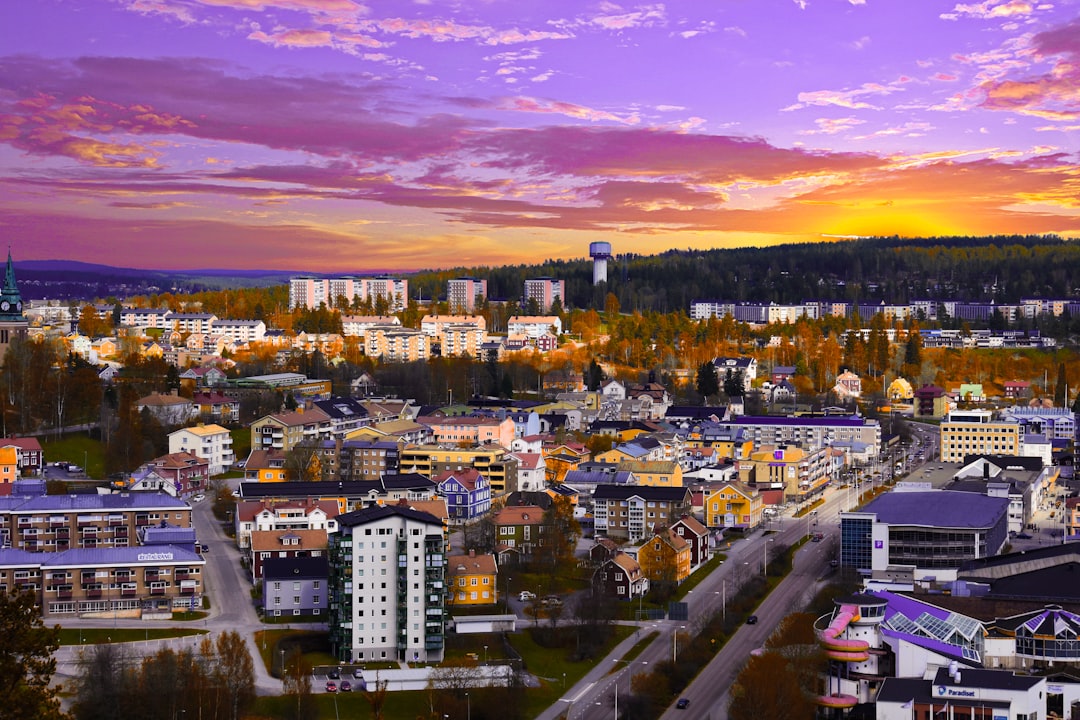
[192,493,205,503]
[340,681,352,692]
[746,615,759,625]
[327,667,340,680]
[1015,532,1033,540]
[518,591,536,601]
[353,668,364,679]
[325,681,337,693]
[541,595,563,607]
[67,464,82,473]
[200,544,210,553]
[676,698,691,709]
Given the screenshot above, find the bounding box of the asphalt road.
[52,488,298,698]
[656,491,845,720]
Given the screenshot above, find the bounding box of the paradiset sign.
[936,685,978,699]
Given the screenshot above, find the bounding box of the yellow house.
[0,446,18,493]
[685,436,754,462]
[617,460,683,487]
[887,377,914,402]
[141,341,164,359]
[247,449,290,482]
[93,337,118,357]
[447,551,498,606]
[740,445,807,495]
[705,482,763,530]
[636,528,691,585]
[399,445,515,496]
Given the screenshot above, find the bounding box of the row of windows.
[273,595,320,605]
[272,580,321,590]
[455,591,491,600]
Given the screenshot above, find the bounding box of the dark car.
[1015,532,1033,539]
[746,615,758,625]
[676,698,691,709]
[340,681,352,692]
[327,667,341,680]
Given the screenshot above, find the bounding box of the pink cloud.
[783,81,905,111]
[941,0,1034,20]
[247,28,335,48]
[975,17,1080,120]
[499,97,638,124]
[933,72,958,81]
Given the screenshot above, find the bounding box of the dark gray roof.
[313,396,369,420]
[262,555,328,580]
[336,504,443,528]
[931,667,1042,691]
[862,490,1009,529]
[380,473,436,490]
[962,454,1044,471]
[563,470,634,486]
[592,485,690,503]
[875,677,930,704]
[239,477,432,499]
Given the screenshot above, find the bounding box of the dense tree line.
[72,631,254,720]
[406,235,1080,313]
[0,590,66,720]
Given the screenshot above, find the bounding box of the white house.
[168,424,235,475]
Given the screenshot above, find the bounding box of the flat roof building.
[841,489,1010,582]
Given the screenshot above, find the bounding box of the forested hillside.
[407,235,1080,313]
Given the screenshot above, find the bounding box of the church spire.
[0,248,24,319]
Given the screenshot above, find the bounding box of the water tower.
[589,241,612,285]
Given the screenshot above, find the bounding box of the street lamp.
[466,691,470,720]
[673,625,686,663]
[483,645,488,664]
[763,538,774,576]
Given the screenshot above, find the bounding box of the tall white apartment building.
[447,278,487,313]
[290,276,408,312]
[523,277,564,312]
[328,505,446,663]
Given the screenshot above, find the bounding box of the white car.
[192,493,206,503]
[518,591,536,601]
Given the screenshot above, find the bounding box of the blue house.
[262,556,329,618]
[434,468,491,523]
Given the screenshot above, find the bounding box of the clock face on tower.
[0,301,9,312]
[14,301,20,311]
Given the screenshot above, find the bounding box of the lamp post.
[466,691,470,720]
[483,645,488,664]
[673,625,686,663]
[763,538,774,576]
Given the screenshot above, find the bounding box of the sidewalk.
[534,628,651,720]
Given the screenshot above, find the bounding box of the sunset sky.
[1,0,1078,272]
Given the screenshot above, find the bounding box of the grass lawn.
[675,553,726,599]
[58,627,207,645]
[41,433,105,479]
[513,623,634,717]
[230,427,251,462]
[253,688,434,719]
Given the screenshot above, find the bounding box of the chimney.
[983,462,990,480]
[469,549,475,557]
